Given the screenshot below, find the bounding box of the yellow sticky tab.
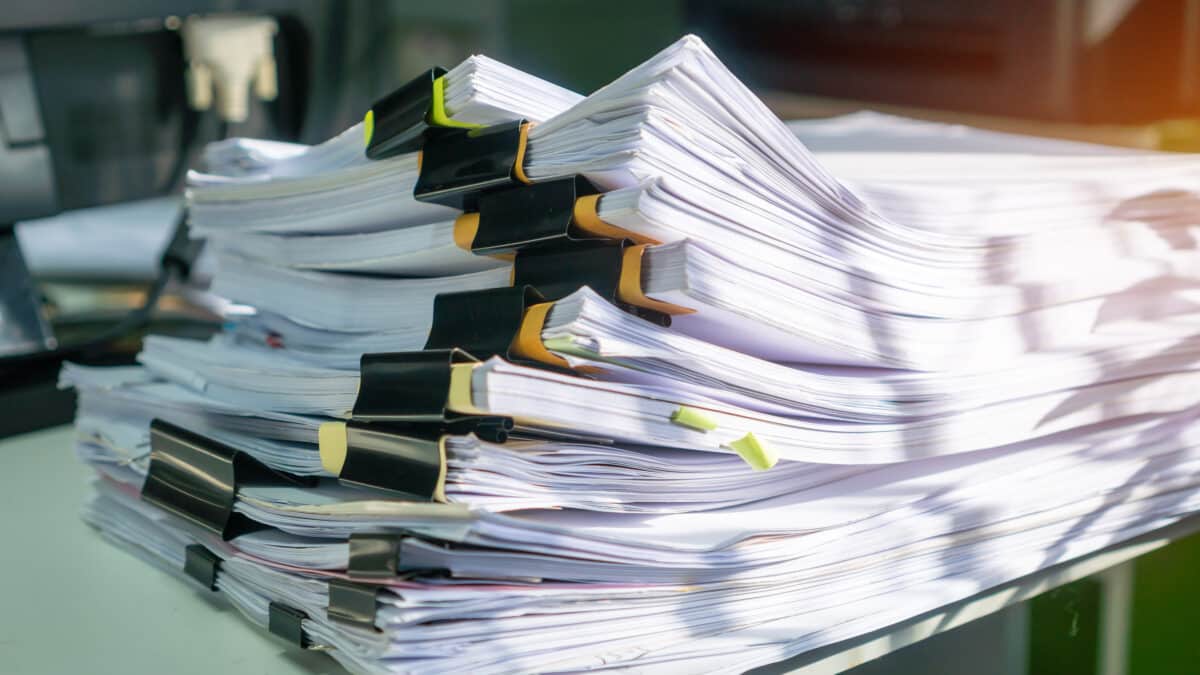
[726,433,778,471]
[318,421,349,475]
[429,76,484,130]
[670,406,719,432]
[619,245,696,315]
[542,336,578,353]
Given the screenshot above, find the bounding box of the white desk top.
[5,424,1199,675]
[0,426,337,675]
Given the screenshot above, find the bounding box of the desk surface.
[0,426,335,675]
[5,425,1200,675]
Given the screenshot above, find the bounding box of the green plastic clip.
[428,77,484,130]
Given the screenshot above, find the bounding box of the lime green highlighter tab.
[670,406,719,432]
[726,433,778,471]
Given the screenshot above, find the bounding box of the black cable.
[0,51,258,373]
[0,209,190,369]
[0,102,232,371]
[159,104,199,194]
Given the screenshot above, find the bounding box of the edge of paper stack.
[62,35,1200,674]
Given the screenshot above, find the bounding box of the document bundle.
[62,35,1200,674]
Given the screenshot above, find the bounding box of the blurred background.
[9,0,1200,457]
[9,0,1200,455]
[4,2,1200,674]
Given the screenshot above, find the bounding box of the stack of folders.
[64,35,1200,674]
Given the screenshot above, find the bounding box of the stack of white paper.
[59,34,1200,675]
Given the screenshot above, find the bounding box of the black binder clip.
[348,532,404,579]
[414,120,529,210]
[470,176,601,255]
[183,544,221,592]
[347,532,447,580]
[353,346,521,424]
[364,67,446,160]
[141,419,316,540]
[345,346,515,495]
[327,579,380,631]
[513,240,625,303]
[512,241,673,326]
[344,349,512,497]
[268,602,311,649]
[353,348,478,422]
[330,417,509,499]
[424,285,546,361]
[336,422,447,499]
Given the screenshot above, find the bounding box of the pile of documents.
[64,35,1200,674]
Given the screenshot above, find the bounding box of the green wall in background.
[316,0,686,136]
[1127,532,1200,673]
[1025,532,1200,674]
[504,0,683,94]
[1027,579,1101,675]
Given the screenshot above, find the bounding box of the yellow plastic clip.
[618,245,695,315]
[572,194,660,245]
[451,212,515,261]
[452,213,480,251]
[510,303,572,369]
